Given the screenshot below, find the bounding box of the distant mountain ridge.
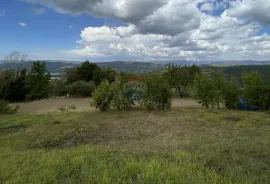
[1,60,270,76]
[0,60,164,74]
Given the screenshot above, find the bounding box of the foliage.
[0,100,19,114]
[26,61,51,101]
[77,61,102,82]
[93,68,117,85]
[162,64,201,98]
[222,76,240,109]
[110,80,134,110]
[140,73,172,110]
[65,67,80,84]
[50,79,68,97]
[0,69,28,102]
[194,74,214,108]
[65,81,95,97]
[91,80,113,111]
[243,72,270,110]
[194,72,240,109]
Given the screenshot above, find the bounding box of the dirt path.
[14,97,201,114]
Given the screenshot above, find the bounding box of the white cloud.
[32,7,46,15]
[21,0,270,61]
[19,22,27,27]
[225,0,270,26]
[200,3,214,11]
[68,25,73,29]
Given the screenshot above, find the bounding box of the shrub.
[66,81,95,97]
[222,77,240,109]
[243,72,270,110]
[194,73,240,109]
[50,79,68,96]
[140,73,172,110]
[110,80,134,110]
[0,100,19,114]
[91,80,113,111]
[0,69,28,102]
[194,74,214,108]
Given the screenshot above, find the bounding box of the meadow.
[1,100,270,183]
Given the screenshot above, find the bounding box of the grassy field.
[1,107,270,183]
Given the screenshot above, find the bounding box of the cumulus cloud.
[22,0,200,35]
[32,7,46,14]
[21,0,270,61]
[19,22,27,27]
[225,0,270,26]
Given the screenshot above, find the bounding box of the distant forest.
[0,61,269,81]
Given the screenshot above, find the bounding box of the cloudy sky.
[0,0,270,62]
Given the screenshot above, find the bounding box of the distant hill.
[0,61,164,74]
[1,61,269,80]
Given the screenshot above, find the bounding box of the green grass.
[0,109,270,183]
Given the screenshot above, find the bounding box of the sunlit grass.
[0,109,270,183]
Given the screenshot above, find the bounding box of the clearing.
[15,98,201,114]
[0,108,269,183]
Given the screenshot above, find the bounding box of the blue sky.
[0,0,270,62]
[0,0,123,60]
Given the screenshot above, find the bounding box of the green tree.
[93,68,117,85]
[65,81,95,97]
[0,69,28,102]
[65,67,80,84]
[77,61,101,82]
[141,73,172,110]
[91,80,113,111]
[110,80,134,110]
[163,63,201,98]
[26,61,51,100]
[243,72,270,110]
[222,76,239,109]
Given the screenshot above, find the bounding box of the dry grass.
[14,97,201,114]
[0,108,269,183]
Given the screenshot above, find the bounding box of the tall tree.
[162,63,201,98]
[77,61,101,82]
[26,61,51,100]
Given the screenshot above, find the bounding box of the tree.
[243,72,270,110]
[93,68,117,85]
[162,63,201,98]
[194,72,240,109]
[65,67,80,84]
[26,61,51,100]
[77,61,101,82]
[91,80,113,111]
[141,73,172,110]
[4,51,28,76]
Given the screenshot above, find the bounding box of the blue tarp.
[238,98,258,110]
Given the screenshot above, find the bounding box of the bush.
[50,79,68,97]
[0,100,19,114]
[243,72,270,110]
[110,80,134,110]
[66,81,95,97]
[140,73,172,110]
[91,80,113,111]
[222,77,240,109]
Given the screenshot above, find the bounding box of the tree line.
[1,52,270,113]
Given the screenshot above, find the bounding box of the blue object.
[238,98,258,110]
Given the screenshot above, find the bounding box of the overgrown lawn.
[0,109,269,183]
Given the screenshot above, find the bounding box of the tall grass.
[0,109,269,183]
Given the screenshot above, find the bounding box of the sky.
[0,0,270,62]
